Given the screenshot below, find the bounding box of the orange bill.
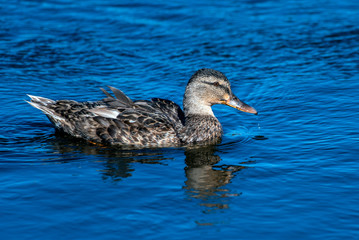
[223,95,257,115]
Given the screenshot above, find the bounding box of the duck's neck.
[180,114,223,145]
[183,91,214,117]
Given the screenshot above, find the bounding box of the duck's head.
[183,68,257,116]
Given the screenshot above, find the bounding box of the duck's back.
[28,87,185,147]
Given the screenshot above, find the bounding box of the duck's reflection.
[47,132,247,208]
[184,145,245,210]
[47,132,171,181]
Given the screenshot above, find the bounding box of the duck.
[27,68,257,148]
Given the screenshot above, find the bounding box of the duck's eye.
[213,82,219,86]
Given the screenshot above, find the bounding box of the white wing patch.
[88,108,120,119]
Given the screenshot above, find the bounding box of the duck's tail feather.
[26,95,54,111]
[26,95,65,124]
[100,88,114,98]
[107,86,134,105]
[101,86,135,108]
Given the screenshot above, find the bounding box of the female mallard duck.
[27,68,257,148]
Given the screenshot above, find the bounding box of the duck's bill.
[224,95,258,115]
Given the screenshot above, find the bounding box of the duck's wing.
[86,95,185,146]
[92,87,184,130]
[95,87,185,129]
[140,98,185,131]
[87,93,185,146]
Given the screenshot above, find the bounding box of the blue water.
[1,0,359,239]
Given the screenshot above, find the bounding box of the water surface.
[1,0,359,239]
